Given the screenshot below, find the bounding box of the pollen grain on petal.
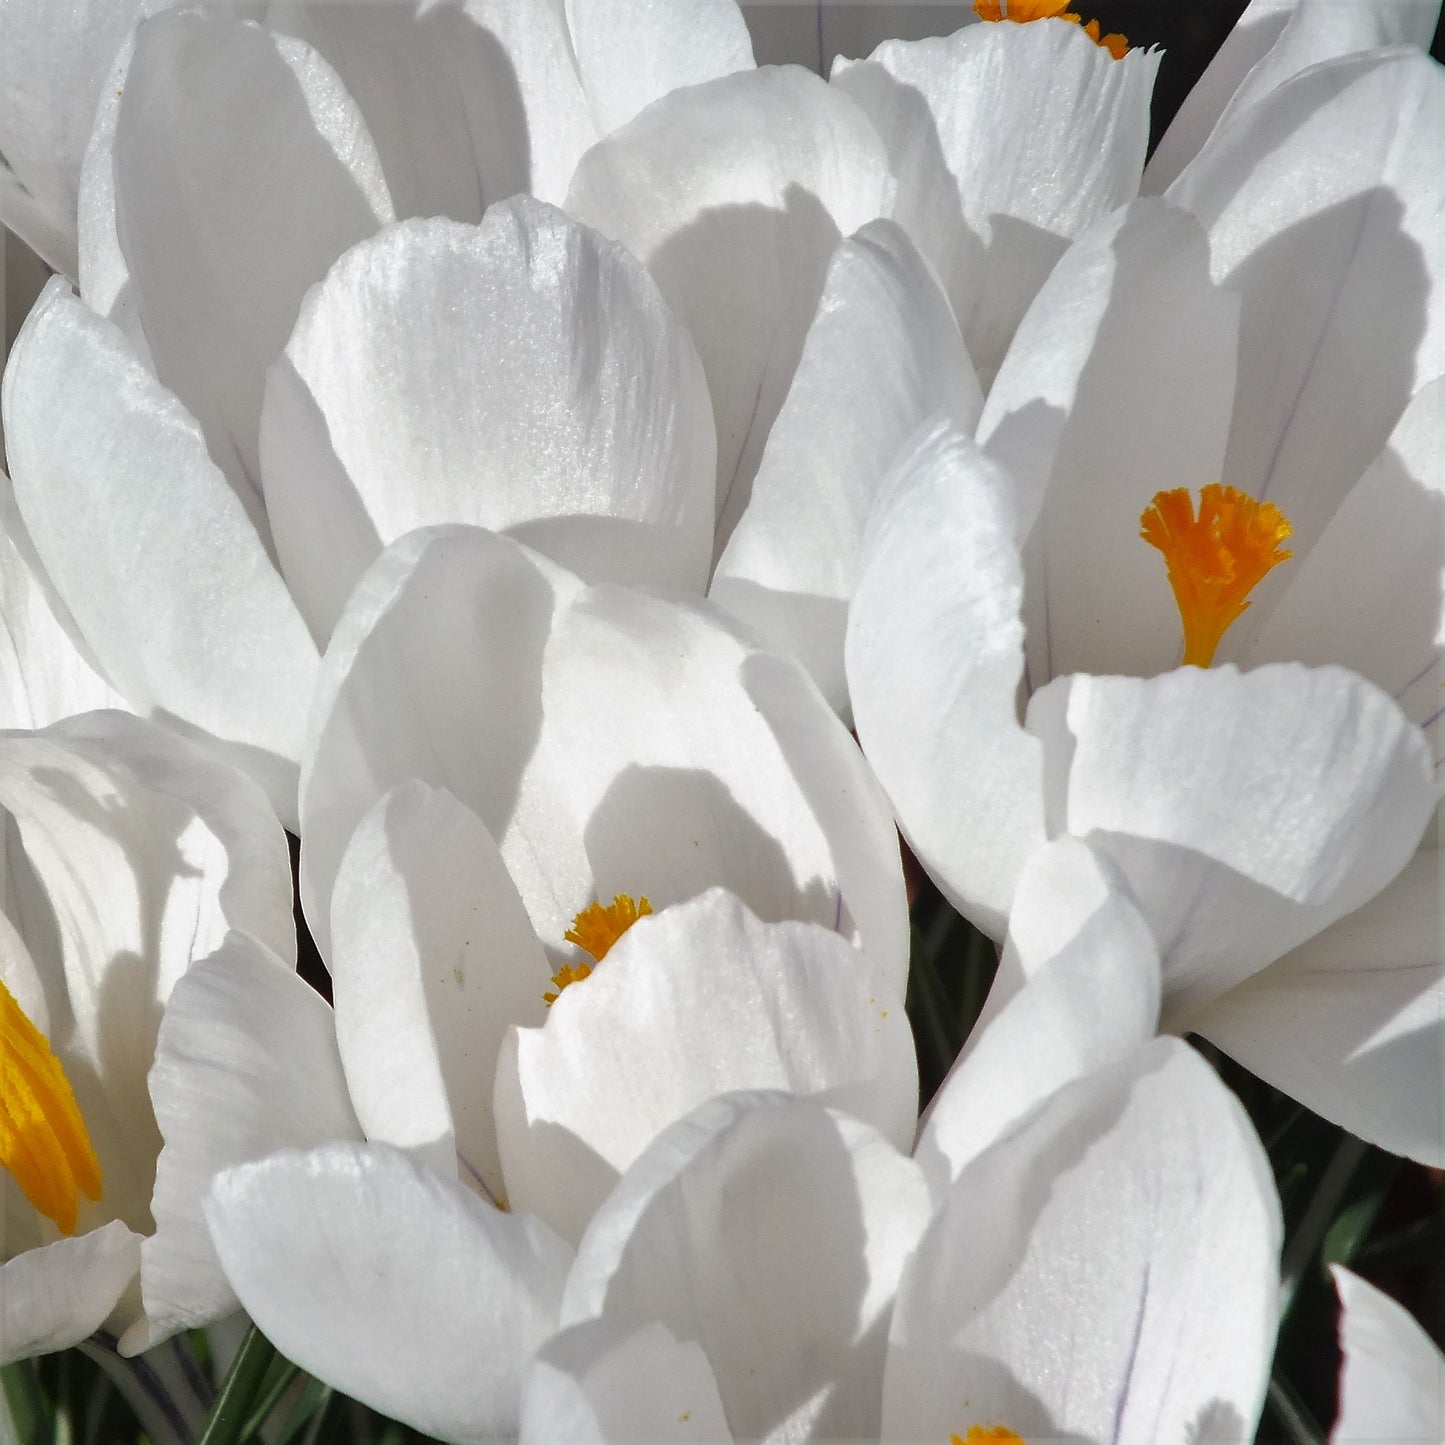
[1140,483,1293,668]
[0,980,103,1235]
[973,0,1128,54]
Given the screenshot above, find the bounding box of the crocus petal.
[847,419,1046,937]
[1169,48,1445,612]
[1195,849,1444,1166]
[0,1220,141,1364]
[978,200,1240,683]
[562,1092,932,1445]
[206,1141,572,1444]
[109,10,393,510]
[0,474,128,729]
[1247,375,1445,752]
[495,888,915,1243]
[265,0,593,220]
[711,217,980,715]
[520,1318,733,1445]
[261,199,715,640]
[914,837,1162,1188]
[833,19,1157,381]
[883,1039,1281,1445]
[0,0,164,274]
[1333,1266,1445,1444]
[135,933,361,1352]
[566,0,755,134]
[1025,664,1435,1021]
[299,524,579,959]
[566,65,892,543]
[1145,0,1438,193]
[2,282,320,826]
[330,783,549,1201]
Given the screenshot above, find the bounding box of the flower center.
[0,979,103,1234]
[953,1429,1028,1443]
[1140,484,1293,668]
[543,893,653,1005]
[973,0,1128,57]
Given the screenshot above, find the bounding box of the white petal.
[742,2,977,72]
[206,1142,572,1444]
[711,217,980,715]
[1247,375,1445,753]
[520,1318,733,1445]
[1333,1266,1445,1444]
[833,19,1157,380]
[299,525,579,960]
[884,1039,1281,1445]
[979,200,1240,683]
[331,783,548,1201]
[0,472,128,729]
[566,66,892,544]
[261,201,715,640]
[1025,664,1436,1020]
[0,0,165,274]
[111,11,392,509]
[566,0,754,135]
[135,933,360,1352]
[1196,848,1444,1166]
[495,889,915,1243]
[1169,49,1445,620]
[562,1092,931,1445]
[915,837,1162,1188]
[1,281,320,825]
[847,419,1046,937]
[1148,0,1441,193]
[266,0,593,220]
[0,1220,141,1363]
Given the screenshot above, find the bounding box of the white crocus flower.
[199,832,1170,1442]
[1332,1266,1445,1444]
[515,1036,1280,1445]
[2,189,717,824]
[845,44,1445,1164]
[0,0,754,277]
[0,711,295,1361]
[175,876,913,1439]
[714,13,1441,716]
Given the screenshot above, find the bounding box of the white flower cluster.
[0,1,1440,1441]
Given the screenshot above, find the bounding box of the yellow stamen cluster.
[543,894,653,1005]
[973,0,1128,57]
[1140,484,1293,668]
[0,980,102,1234]
[952,1429,1028,1443]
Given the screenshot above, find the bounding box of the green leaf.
[196,1328,279,1445]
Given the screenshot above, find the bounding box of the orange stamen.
[544,894,653,1005]
[1140,484,1293,667]
[973,0,1128,55]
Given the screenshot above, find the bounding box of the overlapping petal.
[884,1040,1280,1445]
[566,65,893,543]
[833,17,1157,379]
[494,888,915,1243]
[2,282,320,825]
[329,782,548,1202]
[559,1092,932,1444]
[711,217,979,714]
[206,1141,572,1445]
[261,199,715,640]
